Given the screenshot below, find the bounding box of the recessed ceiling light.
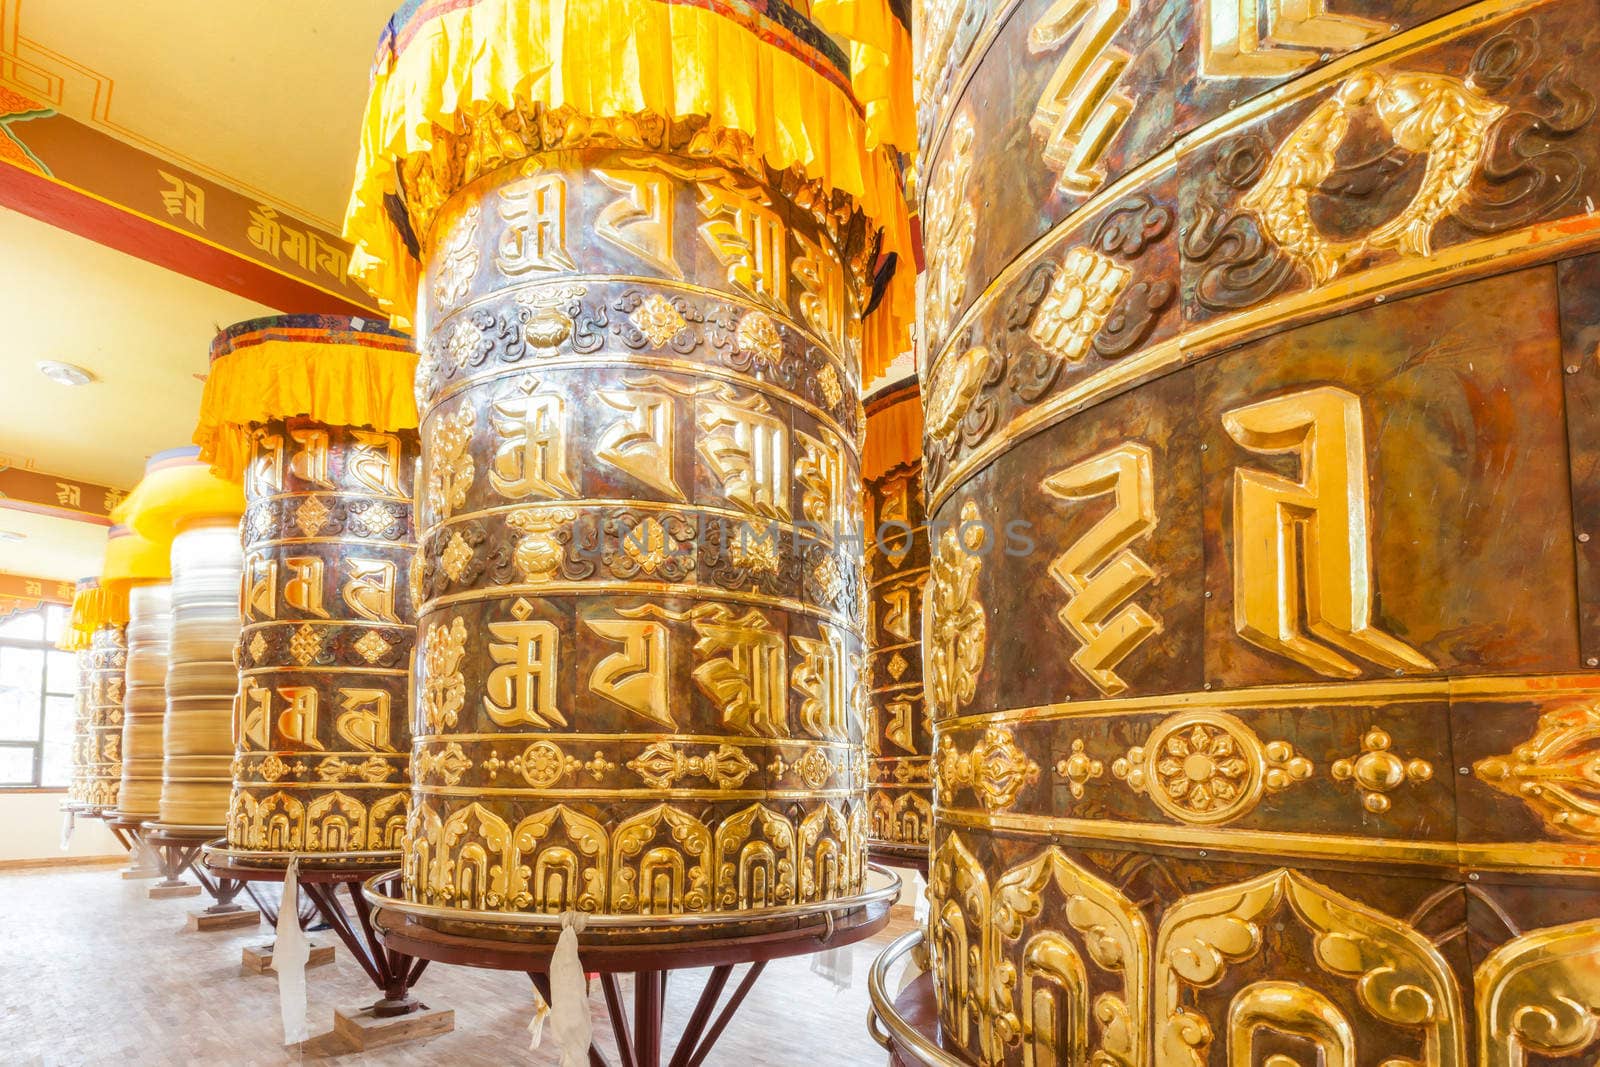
[37,361,97,387]
[0,530,25,543]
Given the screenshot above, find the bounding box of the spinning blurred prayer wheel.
[899,0,1600,1061]
[341,0,913,928]
[194,315,419,866]
[73,572,129,815]
[122,447,247,831]
[862,381,930,861]
[102,516,173,823]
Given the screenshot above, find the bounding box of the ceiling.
[0,509,106,583]
[1,0,396,229]
[0,203,271,488]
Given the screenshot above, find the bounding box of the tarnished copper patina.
[864,382,931,861]
[899,0,1600,1061]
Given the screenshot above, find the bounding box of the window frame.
[0,605,76,790]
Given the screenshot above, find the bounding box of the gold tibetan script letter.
[1027,0,1136,195]
[796,429,849,534]
[244,557,277,621]
[288,428,334,488]
[882,586,913,642]
[283,557,329,618]
[791,624,854,741]
[793,233,849,351]
[696,183,788,311]
[885,697,916,754]
[690,605,788,738]
[587,608,675,728]
[342,559,400,623]
[597,386,685,500]
[348,431,402,497]
[239,683,271,749]
[697,389,790,519]
[335,689,394,752]
[1202,0,1389,78]
[1043,442,1162,696]
[490,386,579,500]
[595,168,682,280]
[1225,385,1434,678]
[276,686,321,750]
[496,172,577,275]
[250,431,284,495]
[484,600,565,728]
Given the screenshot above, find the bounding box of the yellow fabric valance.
[811,0,914,156]
[120,447,245,542]
[193,315,417,485]
[863,378,922,483]
[342,0,913,383]
[100,522,171,592]
[57,578,101,650]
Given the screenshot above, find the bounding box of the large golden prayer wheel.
[122,447,248,830]
[342,0,913,925]
[115,581,172,820]
[907,0,1600,1062]
[864,381,931,860]
[82,621,127,815]
[196,315,419,866]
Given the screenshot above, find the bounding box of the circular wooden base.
[202,848,427,1017]
[367,868,898,1067]
[868,841,929,875]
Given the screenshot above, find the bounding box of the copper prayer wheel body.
[225,416,418,862]
[158,521,243,829]
[863,384,930,857]
[405,150,872,919]
[82,624,126,813]
[115,583,172,819]
[911,0,1600,1061]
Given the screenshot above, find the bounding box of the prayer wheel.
[97,520,171,821]
[60,578,94,809]
[911,0,1600,1061]
[194,315,419,865]
[122,447,247,830]
[863,381,930,860]
[115,581,172,820]
[82,621,126,814]
[342,0,913,923]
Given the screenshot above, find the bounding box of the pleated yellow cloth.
[58,577,102,651]
[121,447,244,541]
[863,379,923,483]
[192,315,417,484]
[812,0,914,155]
[342,0,913,383]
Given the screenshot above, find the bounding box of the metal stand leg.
[302,880,426,1017]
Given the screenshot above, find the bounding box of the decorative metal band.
[225,418,418,858]
[404,151,870,920]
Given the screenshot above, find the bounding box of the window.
[0,604,77,789]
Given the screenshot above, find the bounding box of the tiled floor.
[0,862,911,1066]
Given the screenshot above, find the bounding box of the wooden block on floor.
[149,882,203,900]
[120,867,162,880]
[240,939,334,973]
[332,1004,453,1051]
[186,907,262,932]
